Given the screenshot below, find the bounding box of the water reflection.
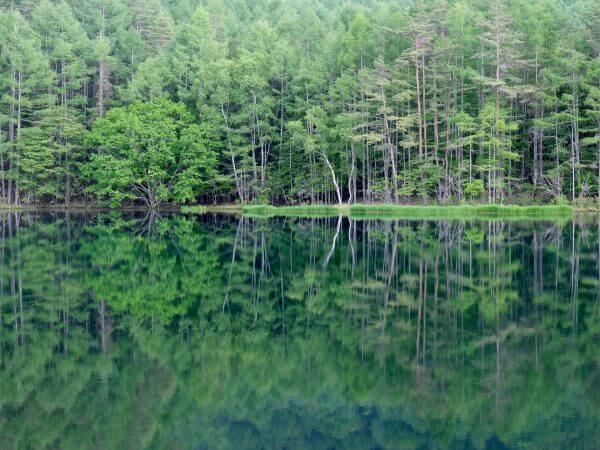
[0,212,597,449]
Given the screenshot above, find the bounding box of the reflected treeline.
[0,212,598,449]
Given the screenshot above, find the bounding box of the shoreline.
[237,204,579,219]
[0,203,598,219]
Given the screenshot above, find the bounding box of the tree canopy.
[0,0,599,206]
[84,97,217,206]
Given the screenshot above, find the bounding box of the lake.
[0,211,598,449]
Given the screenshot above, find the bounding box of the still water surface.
[0,212,598,449]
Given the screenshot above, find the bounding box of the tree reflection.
[0,212,596,449]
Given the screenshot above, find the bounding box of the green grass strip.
[181,205,208,214]
[348,204,573,217]
[241,204,573,219]
[181,205,244,214]
[242,204,347,217]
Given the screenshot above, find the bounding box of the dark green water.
[0,212,598,449]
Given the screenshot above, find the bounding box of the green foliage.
[464,179,486,198]
[0,0,598,206]
[552,194,571,205]
[84,97,217,206]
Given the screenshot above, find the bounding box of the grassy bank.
[0,204,583,216]
[242,204,345,217]
[241,204,574,219]
[181,205,243,214]
[348,204,573,218]
[181,205,208,214]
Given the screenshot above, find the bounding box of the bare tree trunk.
[348,142,356,204]
[8,66,15,205]
[415,56,424,162]
[381,84,398,203]
[97,57,110,118]
[0,113,5,203]
[221,104,243,202]
[322,149,342,205]
[14,70,22,206]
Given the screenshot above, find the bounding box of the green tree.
[84,97,217,206]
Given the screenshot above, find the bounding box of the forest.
[0,0,599,207]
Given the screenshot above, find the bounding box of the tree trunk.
[322,149,342,205]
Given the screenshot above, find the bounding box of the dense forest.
[0,0,599,206]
